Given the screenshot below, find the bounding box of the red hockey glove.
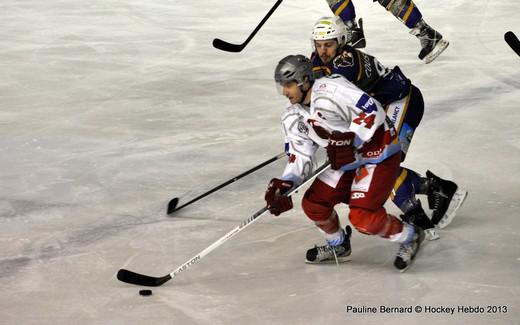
[264,178,294,216]
[327,131,356,170]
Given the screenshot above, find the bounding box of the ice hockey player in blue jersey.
[310,16,467,237]
[325,0,449,63]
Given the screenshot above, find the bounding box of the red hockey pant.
[301,153,404,238]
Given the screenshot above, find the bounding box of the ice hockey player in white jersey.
[264,54,424,271]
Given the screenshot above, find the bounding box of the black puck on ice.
[139,289,152,296]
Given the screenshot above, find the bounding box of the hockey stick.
[212,0,283,52]
[505,31,520,57]
[117,162,330,287]
[167,152,286,215]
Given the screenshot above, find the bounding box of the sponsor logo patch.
[354,167,369,183]
[355,93,377,114]
[351,192,365,199]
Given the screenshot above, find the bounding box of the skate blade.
[351,37,366,49]
[424,39,449,64]
[305,256,352,265]
[436,189,468,229]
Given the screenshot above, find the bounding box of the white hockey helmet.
[311,16,348,48]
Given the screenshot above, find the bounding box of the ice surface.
[1,0,519,324]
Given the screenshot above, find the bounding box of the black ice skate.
[410,19,449,64]
[394,226,424,272]
[426,170,468,229]
[306,226,352,264]
[401,202,439,241]
[345,18,366,49]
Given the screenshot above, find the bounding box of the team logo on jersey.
[298,121,309,135]
[355,93,377,113]
[333,51,354,69]
[315,81,337,97]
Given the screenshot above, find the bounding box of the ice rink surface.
[1,0,519,324]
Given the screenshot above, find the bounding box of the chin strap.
[299,86,311,105]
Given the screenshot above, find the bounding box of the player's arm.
[265,107,319,216]
[279,109,319,185]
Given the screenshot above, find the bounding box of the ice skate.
[410,19,449,64]
[426,170,468,229]
[436,188,468,229]
[394,226,424,272]
[345,18,366,49]
[306,226,352,264]
[401,202,439,241]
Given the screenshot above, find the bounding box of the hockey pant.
[327,0,422,28]
[386,84,428,213]
[302,153,413,243]
[385,84,424,161]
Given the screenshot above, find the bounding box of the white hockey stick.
[117,162,330,287]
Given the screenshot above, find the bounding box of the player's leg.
[375,0,449,63]
[301,168,354,264]
[394,85,467,228]
[392,167,439,240]
[386,85,436,239]
[326,0,366,48]
[347,153,424,271]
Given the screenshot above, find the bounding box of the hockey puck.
[139,289,152,296]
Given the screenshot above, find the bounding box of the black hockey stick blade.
[166,152,286,216]
[167,197,179,214]
[212,38,246,53]
[117,269,172,287]
[212,0,283,52]
[505,31,520,57]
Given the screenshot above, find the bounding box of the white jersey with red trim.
[308,74,401,171]
[280,103,348,189]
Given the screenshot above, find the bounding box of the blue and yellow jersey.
[311,46,411,106]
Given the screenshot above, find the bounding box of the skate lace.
[397,243,413,260]
[418,26,439,48]
[316,245,340,266]
[432,188,448,210]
